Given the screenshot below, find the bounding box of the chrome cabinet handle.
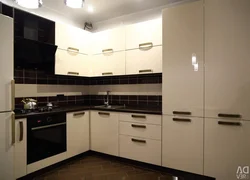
[68,72,79,75]
[67,47,79,53]
[11,80,15,111]
[173,111,192,115]
[173,118,191,122]
[131,115,146,119]
[102,49,113,54]
[131,124,146,128]
[131,138,146,144]
[73,112,85,116]
[31,122,66,131]
[19,121,24,142]
[218,121,241,126]
[139,69,152,73]
[98,112,110,116]
[11,112,15,145]
[102,72,113,76]
[218,113,241,118]
[139,42,153,49]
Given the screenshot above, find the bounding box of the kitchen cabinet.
[91,51,125,76]
[125,46,162,75]
[67,111,89,158]
[90,111,118,156]
[204,118,250,180]
[14,118,27,179]
[162,115,203,175]
[55,49,91,77]
[56,22,90,54]
[162,0,204,117]
[91,27,125,55]
[119,113,162,165]
[205,0,250,120]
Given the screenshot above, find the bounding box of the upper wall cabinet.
[56,22,90,54]
[125,19,162,50]
[162,1,204,117]
[205,0,250,120]
[91,27,125,55]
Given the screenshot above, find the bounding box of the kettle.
[22,98,37,110]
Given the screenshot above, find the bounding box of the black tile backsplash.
[14,68,162,85]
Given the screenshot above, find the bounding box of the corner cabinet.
[125,19,162,75]
[67,111,89,158]
[90,111,119,156]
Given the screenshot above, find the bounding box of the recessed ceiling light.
[14,0,43,9]
[88,5,94,13]
[65,0,85,8]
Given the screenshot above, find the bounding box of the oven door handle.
[31,122,66,131]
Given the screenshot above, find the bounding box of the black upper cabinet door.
[0,3,14,18]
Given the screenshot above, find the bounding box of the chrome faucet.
[104,91,111,107]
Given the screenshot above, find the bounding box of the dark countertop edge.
[15,106,162,119]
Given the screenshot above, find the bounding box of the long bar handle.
[139,42,153,49]
[131,138,146,144]
[131,115,146,119]
[73,112,85,116]
[11,112,15,145]
[31,122,66,131]
[98,112,110,116]
[68,72,79,75]
[139,69,153,73]
[218,113,241,118]
[19,121,23,142]
[11,80,15,111]
[131,124,146,129]
[218,121,241,126]
[173,111,192,115]
[173,118,191,122]
[102,49,113,54]
[102,72,113,76]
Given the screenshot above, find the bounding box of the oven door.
[27,122,66,164]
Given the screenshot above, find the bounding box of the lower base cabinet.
[90,111,119,156]
[204,118,250,180]
[162,115,204,175]
[119,135,161,165]
[67,111,89,158]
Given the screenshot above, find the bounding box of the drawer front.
[119,113,161,125]
[119,135,161,166]
[119,121,161,140]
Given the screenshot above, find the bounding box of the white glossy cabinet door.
[90,111,118,156]
[162,115,203,175]
[0,112,14,180]
[91,27,125,54]
[0,14,13,112]
[14,118,27,179]
[162,1,204,117]
[55,49,91,77]
[205,0,250,120]
[91,51,125,76]
[67,111,89,158]
[125,19,162,50]
[56,22,90,54]
[126,46,162,75]
[204,118,250,180]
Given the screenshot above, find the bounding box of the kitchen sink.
[94,105,125,110]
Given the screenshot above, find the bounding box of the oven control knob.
[47,117,52,122]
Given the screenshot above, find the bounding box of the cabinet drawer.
[119,135,161,165]
[119,121,161,140]
[119,113,161,125]
[126,46,162,75]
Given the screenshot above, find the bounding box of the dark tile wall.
[14,69,162,85]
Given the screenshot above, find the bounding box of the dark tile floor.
[33,155,181,180]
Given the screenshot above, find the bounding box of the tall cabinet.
[204,0,250,180]
[162,0,204,175]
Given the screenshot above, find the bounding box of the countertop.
[15,105,162,119]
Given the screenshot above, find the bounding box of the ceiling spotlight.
[65,0,85,8]
[88,5,94,13]
[14,0,43,9]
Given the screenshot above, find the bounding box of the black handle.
[73,112,85,116]
[173,118,191,122]
[218,121,241,126]
[131,115,146,119]
[218,113,241,118]
[131,124,146,128]
[173,111,191,115]
[98,112,110,116]
[19,121,23,142]
[131,138,146,143]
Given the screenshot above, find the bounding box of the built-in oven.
[27,112,66,164]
